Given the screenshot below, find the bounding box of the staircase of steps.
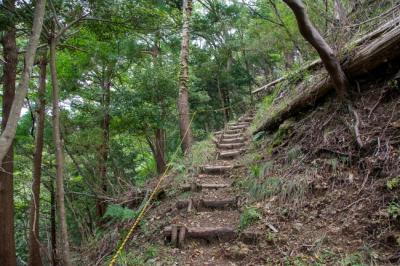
[164,111,260,251]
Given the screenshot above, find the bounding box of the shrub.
[104,204,138,221]
[239,206,262,230]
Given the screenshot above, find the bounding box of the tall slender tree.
[178,0,193,154]
[0,1,17,265]
[28,55,47,266]
[50,34,72,266]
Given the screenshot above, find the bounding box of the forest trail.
[163,111,260,265]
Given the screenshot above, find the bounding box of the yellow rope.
[108,112,197,266]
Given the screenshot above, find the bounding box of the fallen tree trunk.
[254,23,400,134]
[252,15,400,95]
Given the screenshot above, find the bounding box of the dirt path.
[163,112,259,265]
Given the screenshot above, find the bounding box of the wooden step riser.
[219,153,240,159]
[176,198,238,211]
[164,226,261,246]
[182,183,231,192]
[223,133,244,138]
[217,143,245,149]
[220,138,246,144]
[228,126,247,131]
[225,130,244,135]
[200,165,233,174]
[230,122,250,126]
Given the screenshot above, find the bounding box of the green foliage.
[387,177,400,190]
[388,202,400,219]
[272,119,294,147]
[339,253,366,266]
[109,245,160,266]
[186,136,215,166]
[104,204,138,221]
[239,206,262,230]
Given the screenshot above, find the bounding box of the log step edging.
[182,182,231,192]
[223,133,244,139]
[200,164,233,174]
[218,149,244,159]
[229,125,248,130]
[164,226,262,246]
[217,142,245,149]
[176,197,238,211]
[220,137,247,144]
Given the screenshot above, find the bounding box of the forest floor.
[86,75,400,265]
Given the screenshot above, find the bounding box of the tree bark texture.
[28,56,47,266]
[0,0,46,164]
[146,128,167,175]
[0,0,17,264]
[50,37,72,266]
[283,0,349,99]
[178,0,193,153]
[50,179,58,266]
[96,78,111,219]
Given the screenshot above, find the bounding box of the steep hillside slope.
[85,73,400,265]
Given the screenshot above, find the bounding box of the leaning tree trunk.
[0,0,46,164]
[283,0,349,99]
[50,37,72,266]
[178,0,193,154]
[0,1,17,264]
[28,55,47,266]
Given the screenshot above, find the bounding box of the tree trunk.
[0,1,17,264]
[154,128,166,174]
[217,77,228,124]
[146,129,167,175]
[0,0,46,164]
[283,0,349,99]
[28,55,47,266]
[96,79,111,220]
[178,0,193,153]
[50,179,58,266]
[50,37,72,266]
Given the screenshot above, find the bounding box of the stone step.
[220,137,246,144]
[164,226,261,247]
[200,164,233,174]
[218,149,243,159]
[217,142,245,149]
[182,182,231,192]
[176,197,238,211]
